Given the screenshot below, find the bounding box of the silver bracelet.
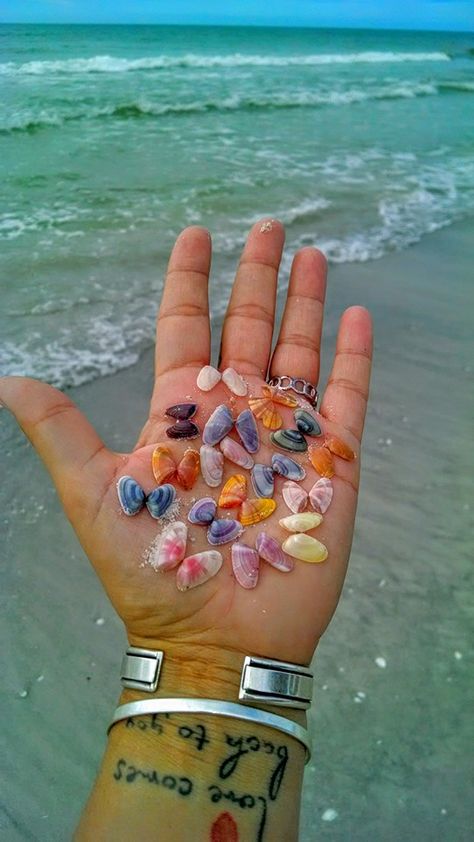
[108,697,311,762]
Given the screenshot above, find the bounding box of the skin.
[0,220,372,840]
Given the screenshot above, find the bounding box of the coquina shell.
[150,521,188,572]
[219,436,254,470]
[165,403,197,420]
[166,419,200,440]
[200,445,224,487]
[218,474,247,509]
[145,483,177,519]
[255,532,294,572]
[176,551,223,591]
[282,481,308,514]
[207,518,244,546]
[188,497,217,525]
[251,464,275,498]
[202,404,234,446]
[176,448,200,491]
[239,498,276,526]
[271,453,306,481]
[294,409,322,437]
[309,477,333,514]
[308,445,335,478]
[270,429,307,453]
[222,367,248,397]
[152,445,176,485]
[117,476,145,516]
[282,533,328,564]
[231,543,260,589]
[235,409,260,454]
[279,512,323,533]
[197,365,222,392]
[325,435,356,461]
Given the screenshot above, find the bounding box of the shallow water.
[1,24,474,387]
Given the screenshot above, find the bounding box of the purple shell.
[255,532,294,572]
[117,476,146,516]
[251,464,274,498]
[207,518,243,546]
[231,543,260,589]
[235,409,260,454]
[166,419,200,440]
[271,453,306,481]
[165,403,197,420]
[145,483,176,519]
[202,404,234,446]
[188,497,217,525]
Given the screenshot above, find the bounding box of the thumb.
[0,376,114,509]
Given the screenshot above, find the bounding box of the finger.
[219,218,285,377]
[320,306,373,440]
[0,376,113,500]
[154,226,211,381]
[270,247,327,383]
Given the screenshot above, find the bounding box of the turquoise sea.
[1,24,474,387]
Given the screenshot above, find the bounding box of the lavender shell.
[251,464,275,498]
[202,404,234,446]
[271,453,306,481]
[188,497,217,525]
[219,436,254,470]
[207,518,244,546]
[231,543,260,589]
[235,409,260,454]
[255,532,294,572]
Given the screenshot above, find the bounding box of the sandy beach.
[1,218,473,841]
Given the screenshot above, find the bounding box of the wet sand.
[1,220,473,840]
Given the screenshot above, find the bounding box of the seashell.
[202,404,234,446]
[325,435,356,461]
[219,436,254,470]
[200,445,224,487]
[222,367,248,397]
[271,453,306,481]
[176,448,200,490]
[231,543,259,589]
[151,521,188,572]
[117,476,146,516]
[279,512,323,532]
[270,429,307,453]
[152,445,176,485]
[207,518,244,546]
[308,445,335,478]
[262,385,298,408]
[166,419,200,440]
[309,477,333,514]
[239,497,276,526]
[282,481,308,514]
[218,474,247,509]
[248,397,283,430]
[251,464,274,498]
[282,533,328,564]
[188,497,217,525]
[146,484,177,519]
[255,532,294,572]
[235,409,260,453]
[176,550,223,591]
[197,364,222,392]
[165,403,197,420]
[294,409,322,437]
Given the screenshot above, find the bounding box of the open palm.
[0,221,372,669]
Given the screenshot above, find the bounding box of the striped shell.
[308,445,335,478]
[231,543,260,589]
[239,497,276,526]
[282,481,308,514]
[218,474,247,509]
[200,444,224,488]
[219,436,254,470]
[271,453,306,481]
[176,448,200,490]
[176,551,223,591]
[152,445,176,485]
[188,497,217,525]
[235,409,260,454]
[117,476,145,516]
[202,404,234,446]
[255,532,294,572]
[150,521,188,572]
[251,464,275,498]
[309,477,333,514]
[248,397,283,430]
[262,385,299,407]
[207,518,244,546]
[145,483,177,519]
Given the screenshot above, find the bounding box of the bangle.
[108,698,312,762]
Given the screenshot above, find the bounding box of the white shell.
[176,551,223,591]
[279,512,323,533]
[282,481,308,514]
[200,444,224,487]
[197,365,221,392]
[222,367,248,397]
[148,521,187,572]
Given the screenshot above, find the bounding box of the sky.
[0,0,473,31]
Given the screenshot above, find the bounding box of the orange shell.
[176,448,200,490]
[248,397,282,430]
[308,445,335,478]
[262,384,298,408]
[325,435,356,461]
[239,497,276,526]
[152,445,176,485]
[218,474,247,509]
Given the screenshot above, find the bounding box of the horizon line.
[1,21,473,34]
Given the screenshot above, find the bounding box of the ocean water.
[1,24,474,388]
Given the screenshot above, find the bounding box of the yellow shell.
[262,385,299,408]
[239,497,276,526]
[279,512,323,533]
[218,474,247,509]
[248,397,282,430]
[325,435,356,461]
[152,445,176,485]
[282,533,328,563]
[308,445,335,478]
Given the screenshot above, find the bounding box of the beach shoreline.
[1,218,473,840]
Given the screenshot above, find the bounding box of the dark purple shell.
[188,497,217,525]
[165,403,197,420]
[166,419,200,440]
[235,409,260,454]
[207,518,244,546]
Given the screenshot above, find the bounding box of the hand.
[0,221,372,674]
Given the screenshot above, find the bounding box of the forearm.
[75,647,306,841]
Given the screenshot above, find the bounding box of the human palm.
[0,221,372,667]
